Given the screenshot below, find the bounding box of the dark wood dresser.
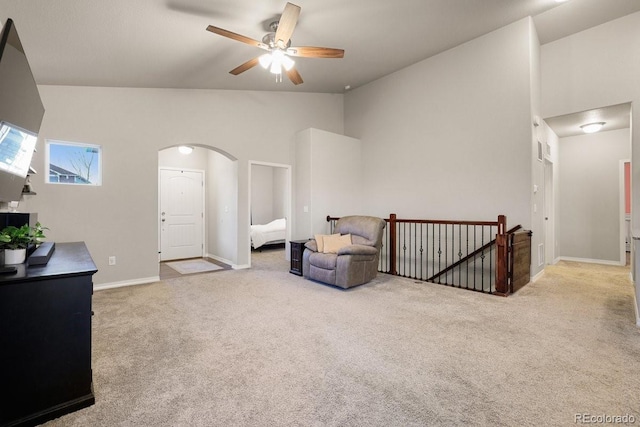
[0,242,98,427]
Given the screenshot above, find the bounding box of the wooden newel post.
[495,214,509,296]
[389,213,397,276]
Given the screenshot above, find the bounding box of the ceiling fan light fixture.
[270,59,281,75]
[269,49,287,74]
[258,53,272,69]
[580,122,605,134]
[282,55,295,71]
[206,2,342,86]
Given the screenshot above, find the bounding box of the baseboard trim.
[531,269,545,283]
[94,276,159,291]
[557,256,624,266]
[206,253,248,270]
[633,283,640,328]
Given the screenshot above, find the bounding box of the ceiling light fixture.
[259,49,295,82]
[580,122,605,134]
[178,145,194,154]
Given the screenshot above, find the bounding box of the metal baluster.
[480,226,486,292]
[426,222,431,280]
[473,225,477,290]
[432,223,436,281]
[419,223,424,280]
[409,224,415,278]
[437,224,442,284]
[458,224,463,289]
[402,223,406,276]
[444,224,448,285]
[465,225,469,288]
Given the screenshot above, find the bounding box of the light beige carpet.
[165,259,223,275]
[44,252,640,427]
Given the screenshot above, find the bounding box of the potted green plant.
[0,222,48,264]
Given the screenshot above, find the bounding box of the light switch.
[303,206,309,213]
[533,185,538,194]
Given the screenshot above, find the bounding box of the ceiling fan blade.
[287,46,344,59]
[206,25,268,50]
[285,67,303,85]
[274,2,301,49]
[230,57,260,75]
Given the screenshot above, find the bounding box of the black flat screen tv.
[0,18,44,203]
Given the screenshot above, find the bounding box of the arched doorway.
[158,145,238,277]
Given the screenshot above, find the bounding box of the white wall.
[344,18,536,253]
[529,22,545,276]
[273,167,287,220]
[158,146,208,170]
[250,164,288,225]
[294,128,363,239]
[541,10,640,323]
[557,128,630,263]
[21,86,343,284]
[207,151,237,266]
[541,123,560,264]
[250,164,274,225]
[541,11,640,231]
[293,130,312,239]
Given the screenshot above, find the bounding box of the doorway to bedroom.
[249,161,292,267]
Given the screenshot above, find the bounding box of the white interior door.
[160,169,204,261]
[544,159,554,265]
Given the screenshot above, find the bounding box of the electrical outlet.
[108,256,116,266]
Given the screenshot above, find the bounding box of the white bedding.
[250,218,286,249]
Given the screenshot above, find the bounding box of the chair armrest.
[338,244,377,256]
[304,240,318,252]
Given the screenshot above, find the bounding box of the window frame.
[45,139,103,186]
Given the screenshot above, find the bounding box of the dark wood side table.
[290,239,309,276]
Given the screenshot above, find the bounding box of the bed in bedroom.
[250,218,286,250]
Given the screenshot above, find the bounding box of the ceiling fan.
[206,2,344,85]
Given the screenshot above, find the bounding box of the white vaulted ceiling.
[1,0,639,94]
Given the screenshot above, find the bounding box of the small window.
[46,140,102,186]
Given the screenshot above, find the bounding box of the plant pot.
[4,248,26,265]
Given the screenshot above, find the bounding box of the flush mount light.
[178,145,194,154]
[580,122,605,134]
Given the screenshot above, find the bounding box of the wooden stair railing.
[326,214,526,296]
[427,224,522,283]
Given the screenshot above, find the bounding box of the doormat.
[165,259,223,275]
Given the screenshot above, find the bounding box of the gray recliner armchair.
[303,215,386,289]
